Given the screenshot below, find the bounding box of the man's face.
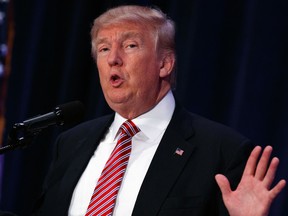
[95,22,172,119]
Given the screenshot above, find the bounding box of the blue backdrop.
[1,0,287,215]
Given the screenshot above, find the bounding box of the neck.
[117,87,171,120]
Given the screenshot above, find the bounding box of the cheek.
[131,55,160,77]
[97,71,110,93]
[97,61,109,80]
[132,67,160,91]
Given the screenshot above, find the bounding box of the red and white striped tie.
[85,120,140,216]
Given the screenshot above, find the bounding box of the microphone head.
[55,101,85,125]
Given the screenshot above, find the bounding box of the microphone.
[23,100,84,132]
[0,101,85,154]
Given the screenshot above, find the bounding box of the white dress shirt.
[68,90,175,216]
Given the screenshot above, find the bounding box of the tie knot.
[120,120,140,137]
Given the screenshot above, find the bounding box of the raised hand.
[215,146,286,216]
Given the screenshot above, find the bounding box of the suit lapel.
[132,106,196,216]
[53,115,114,210]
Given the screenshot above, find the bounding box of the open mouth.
[111,74,120,81]
[110,74,123,87]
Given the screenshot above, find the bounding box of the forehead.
[96,22,154,43]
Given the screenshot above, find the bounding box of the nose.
[107,46,123,66]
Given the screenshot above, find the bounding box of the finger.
[215,174,232,196]
[263,157,279,188]
[269,179,286,200]
[254,146,273,180]
[242,146,262,176]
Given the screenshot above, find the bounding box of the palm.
[215,146,286,216]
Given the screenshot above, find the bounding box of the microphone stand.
[0,123,41,154]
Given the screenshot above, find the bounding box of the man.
[33,5,285,216]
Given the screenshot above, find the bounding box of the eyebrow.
[95,31,144,47]
[121,32,143,41]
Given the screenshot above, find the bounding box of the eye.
[98,47,110,53]
[126,43,137,49]
[124,40,139,50]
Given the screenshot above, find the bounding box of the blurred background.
[0,0,287,215]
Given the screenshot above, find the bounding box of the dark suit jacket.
[34,104,252,216]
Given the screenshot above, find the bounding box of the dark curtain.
[1,0,287,215]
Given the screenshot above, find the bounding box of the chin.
[106,97,129,109]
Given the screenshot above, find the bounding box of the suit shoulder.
[182,111,253,169]
[59,114,113,139]
[176,109,252,153]
[189,112,247,141]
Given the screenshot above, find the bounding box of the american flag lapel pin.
[175,147,184,156]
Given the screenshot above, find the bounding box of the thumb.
[215,174,232,196]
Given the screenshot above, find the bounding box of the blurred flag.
[0,0,13,147]
[0,0,14,201]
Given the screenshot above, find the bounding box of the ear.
[159,53,175,78]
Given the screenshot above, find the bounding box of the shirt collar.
[111,90,175,141]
